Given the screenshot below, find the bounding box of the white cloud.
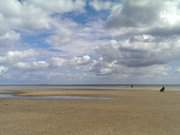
[0,29,21,48]
[90,0,119,11]
[15,62,31,69]
[7,49,37,61]
[0,31,20,42]
[0,49,38,64]
[0,0,51,32]
[0,66,8,76]
[71,55,91,65]
[27,0,85,13]
[0,0,86,46]
[50,57,66,67]
[99,67,113,75]
[47,20,109,56]
[15,61,49,70]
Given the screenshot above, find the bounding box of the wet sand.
[0,88,180,135]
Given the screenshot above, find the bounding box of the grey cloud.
[105,0,180,41]
[118,47,165,67]
[146,26,180,37]
[88,34,180,77]
[0,0,180,83]
[106,0,162,28]
[94,43,166,68]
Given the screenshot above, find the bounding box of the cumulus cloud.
[87,33,180,77]
[0,31,20,43]
[27,0,85,13]
[15,61,49,70]
[0,0,51,32]
[50,57,66,67]
[89,56,169,78]
[106,0,180,29]
[84,0,180,80]
[0,66,8,76]
[0,0,180,84]
[0,49,38,64]
[90,0,119,11]
[47,19,108,56]
[106,0,159,28]
[71,55,91,65]
[0,0,86,31]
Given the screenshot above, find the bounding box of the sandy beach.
[0,88,180,135]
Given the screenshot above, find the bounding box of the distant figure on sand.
[160,85,165,92]
[130,84,134,88]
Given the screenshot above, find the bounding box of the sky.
[0,0,180,84]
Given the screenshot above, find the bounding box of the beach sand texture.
[0,88,180,135]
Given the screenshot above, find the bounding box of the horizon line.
[0,84,180,86]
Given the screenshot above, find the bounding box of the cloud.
[27,0,85,13]
[0,0,180,84]
[15,61,49,70]
[0,66,8,76]
[106,0,180,31]
[50,57,66,67]
[89,59,117,75]
[47,19,108,56]
[90,0,119,11]
[0,0,51,32]
[87,34,180,77]
[0,31,20,42]
[177,67,180,73]
[85,0,180,80]
[0,0,86,40]
[0,49,38,64]
[89,56,169,78]
[71,55,91,65]
[7,49,37,59]
[49,55,92,68]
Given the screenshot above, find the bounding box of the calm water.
[0,85,179,100]
[0,85,114,100]
[0,94,111,100]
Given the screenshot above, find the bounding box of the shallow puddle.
[0,93,111,100]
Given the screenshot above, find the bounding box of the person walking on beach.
[160,85,165,92]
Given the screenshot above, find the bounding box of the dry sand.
[0,89,180,135]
